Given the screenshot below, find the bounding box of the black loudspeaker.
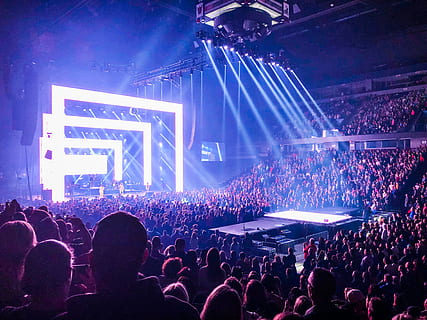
[44,150,52,159]
[20,64,39,146]
[8,63,39,146]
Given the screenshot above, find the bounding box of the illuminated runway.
[210,207,357,236]
[265,209,354,224]
[210,217,295,236]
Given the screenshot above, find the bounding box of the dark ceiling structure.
[0,0,426,86]
[269,0,427,85]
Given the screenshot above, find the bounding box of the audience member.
[0,221,37,309]
[58,211,199,320]
[200,284,242,320]
[0,240,72,320]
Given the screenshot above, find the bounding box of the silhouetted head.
[293,295,312,316]
[206,247,221,268]
[91,211,148,291]
[163,282,189,302]
[201,284,242,320]
[307,268,336,305]
[368,297,389,320]
[22,240,72,297]
[244,279,267,313]
[0,220,37,267]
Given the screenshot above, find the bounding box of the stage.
[210,217,296,236]
[210,207,358,237]
[265,208,355,224]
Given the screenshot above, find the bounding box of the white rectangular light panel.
[41,85,183,201]
[63,155,108,175]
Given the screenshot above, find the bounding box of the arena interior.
[0,1,427,319]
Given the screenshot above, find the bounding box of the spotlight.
[223,45,229,50]
[207,39,212,44]
[230,47,234,51]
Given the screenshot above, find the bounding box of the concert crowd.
[274,89,427,140]
[0,145,427,319]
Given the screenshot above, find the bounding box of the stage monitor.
[201,142,225,162]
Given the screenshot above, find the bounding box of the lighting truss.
[133,54,208,86]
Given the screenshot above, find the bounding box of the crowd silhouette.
[0,144,427,319]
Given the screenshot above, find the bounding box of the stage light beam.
[202,42,256,157]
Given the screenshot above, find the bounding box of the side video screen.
[201,142,225,162]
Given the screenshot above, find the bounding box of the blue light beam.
[203,41,256,157]
[222,48,279,154]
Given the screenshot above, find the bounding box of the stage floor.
[210,217,295,236]
[265,209,354,224]
[210,207,356,236]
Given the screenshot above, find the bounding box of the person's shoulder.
[164,295,200,320]
[57,293,102,320]
[2,305,63,320]
[304,303,348,319]
[198,265,208,273]
[0,305,27,320]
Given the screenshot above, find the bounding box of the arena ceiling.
[0,0,426,86]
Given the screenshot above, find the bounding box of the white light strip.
[266,210,352,224]
[142,125,152,187]
[63,116,151,132]
[52,85,181,113]
[175,104,184,191]
[64,138,123,181]
[63,155,108,175]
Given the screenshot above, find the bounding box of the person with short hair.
[58,211,199,320]
[293,296,311,317]
[345,289,367,320]
[304,268,348,320]
[159,257,183,288]
[368,297,390,320]
[163,282,189,303]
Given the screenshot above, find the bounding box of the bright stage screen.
[201,142,225,162]
[40,85,183,201]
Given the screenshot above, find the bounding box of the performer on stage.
[99,184,105,199]
[119,182,125,196]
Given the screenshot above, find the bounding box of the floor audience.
[0,146,427,319]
